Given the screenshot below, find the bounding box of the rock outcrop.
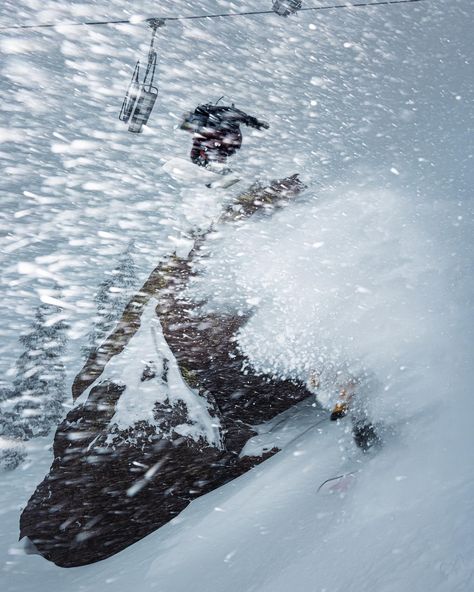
[19,175,313,567]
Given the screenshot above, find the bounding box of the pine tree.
[0,386,16,443]
[83,241,138,357]
[5,300,69,440]
[0,385,12,403]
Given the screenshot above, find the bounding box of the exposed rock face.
[19,175,312,567]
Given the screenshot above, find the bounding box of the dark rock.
[19,175,312,567]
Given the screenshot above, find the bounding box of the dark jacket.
[181,104,268,166]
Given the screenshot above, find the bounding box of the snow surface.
[1,0,473,591]
[3,393,474,592]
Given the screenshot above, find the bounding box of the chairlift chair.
[119,19,164,133]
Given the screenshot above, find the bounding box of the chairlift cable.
[0,0,428,32]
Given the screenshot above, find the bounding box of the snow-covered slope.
[1,0,473,590]
[3,383,474,592]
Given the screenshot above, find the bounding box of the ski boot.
[352,422,380,451]
[330,387,354,421]
[330,401,349,421]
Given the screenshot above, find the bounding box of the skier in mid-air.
[180,102,269,168]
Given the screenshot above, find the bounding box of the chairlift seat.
[119,19,163,133]
[127,86,158,133]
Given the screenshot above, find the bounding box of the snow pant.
[190,129,242,167]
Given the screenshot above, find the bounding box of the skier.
[180,102,269,168]
[308,371,380,451]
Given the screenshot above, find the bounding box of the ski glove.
[246,116,270,130]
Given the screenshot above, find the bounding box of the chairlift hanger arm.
[145,19,164,66]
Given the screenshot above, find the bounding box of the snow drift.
[188,181,469,423]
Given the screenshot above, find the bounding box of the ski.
[205,175,241,190]
[317,471,359,495]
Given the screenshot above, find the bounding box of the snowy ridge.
[85,298,222,449]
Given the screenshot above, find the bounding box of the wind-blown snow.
[1,0,473,591]
[189,182,472,423]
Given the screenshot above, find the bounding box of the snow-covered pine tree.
[0,385,12,403]
[0,386,18,459]
[83,240,138,358]
[5,298,69,440]
[0,385,26,469]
